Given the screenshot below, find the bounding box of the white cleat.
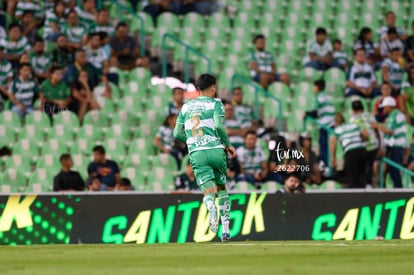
[208,206,219,233]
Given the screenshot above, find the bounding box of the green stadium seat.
[52,111,80,128]
[298,68,324,82]
[233,12,256,31]
[141,109,164,126]
[204,27,228,51]
[308,13,332,30]
[179,154,190,173]
[96,97,116,115]
[151,153,179,173]
[260,12,282,29]
[129,137,156,156]
[71,153,90,180]
[317,181,343,190]
[121,166,147,191]
[268,82,291,104]
[207,12,230,30]
[48,124,75,141]
[231,181,257,192]
[123,153,151,175]
[105,124,131,142]
[17,125,46,146]
[1,110,21,129]
[0,168,27,192]
[41,138,69,156]
[135,123,156,141]
[76,125,103,143]
[12,139,39,161]
[0,125,16,148]
[174,27,202,62]
[261,181,280,192]
[4,154,32,175]
[131,12,155,35]
[36,154,61,176]
[101,138,127,164]
[83,110,109,127]
[129,67,152,87]
[28,168,53,192]
[25,110,51,128]
[182,12,205,31]
[157,12,180,33]
[147,167,174,186]
[294,81,315,98]
[111,110,139,129]
[117,95,144,113]
[151,26,177,49]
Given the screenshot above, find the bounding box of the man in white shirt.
[346,48,379,98]
[303,27,333,71]
[380,27,404,59]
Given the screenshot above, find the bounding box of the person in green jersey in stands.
[173,74,237,242]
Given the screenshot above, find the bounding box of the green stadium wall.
[0,192,414,245]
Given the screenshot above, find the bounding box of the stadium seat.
[298,68,324,82]
[40,138,69,156]
[28,168,53,192]
[76,125,104,143]
[83,110,110,128]
[131,12,155,35]
[261,181,280,192]
[111,110,139,129]
[1,110,21,129]
[0,125,16,148]
[129,67,152,88]
[207,12,230,30]
[71,153,90,180]
[147,167,174,187]
[182,12,205,32]
[96,97,116,116]
[36,154,61,176]
[0,168,27,192]
[232,181,257,192]
[4,154,32,175]
[151,153,179,172]
[48,124,75,141]
[105,124,131,142]
[157,12,180,33]
[52,111,80,128]
[25,110,51,128]
[123,152,151,175]
[121,167,147,191]
[316,181,343,190]
[12,139,39,161]
[129,137,156,157]
[102,138,127,164]
[117,95,144,114]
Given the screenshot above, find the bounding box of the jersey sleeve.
[214,101,231,147]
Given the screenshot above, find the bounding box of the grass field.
[1,240,414,275]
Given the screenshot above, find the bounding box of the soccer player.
[173,74,236,242]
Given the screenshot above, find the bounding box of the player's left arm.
[173,111,186,143]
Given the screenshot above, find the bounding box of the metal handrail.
[110,0,146,56]
[230,74,284,131]
[379,157,414,188]
[303,116,335,176]
[161,33,211,84]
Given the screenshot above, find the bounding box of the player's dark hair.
[315,27,327,35]
[88,32,100,39]
[313,79,325,91]
[59,153,71,162]
[92,145,106,155]
[351,100,364,112]
[66,9,77,19]
[98,8,109,14]
[22,10,34,17]
[116,22,128,30]
[8,22,22,32]
[385,11,395,17]
[253,34,265,43]
[244,130,257,138]
[222,99,231,105]
[196,74,216,91]
[353,47,365,56]
[50,66,62,75]
[34,36,44,44]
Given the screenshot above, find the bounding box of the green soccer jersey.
[41,80,70,100]
[0,59,13,86]
[176,97,230,154]
[29,51,52,75]
[233,103,256,126]
[350,112,378,151]
[334,123,365,154]
[0,36,31,56]
[156,125,174,150]
[90,23,115,37]
[74,6,96,29]
[314,91,335,127]
[9,77,39,107]
[384,109,407,148]
[62,23,87,43]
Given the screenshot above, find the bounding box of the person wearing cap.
[371,96,408,188]
[350,100,380,187]
[330,112,369,188]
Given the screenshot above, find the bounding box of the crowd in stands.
[0,0,414,193]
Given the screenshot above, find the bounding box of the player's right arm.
[173,110,186,143]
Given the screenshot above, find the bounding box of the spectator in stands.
[382,47,405,95]
[142,0,170,25]
[400,66,414,124]
[154,114,183,168]
[305,79,335,167]
[346,48,378,98]
[223,100,249,148]
[170,0,196,15]
[380,27,404,60]
[0,51,13,111]
[52,34,74,69]
[303,27,333,71]
[7,63,39,118]
[88,145,121,191]
[406,21,414,67]
[64,49,100,88]
[44,1,67,42]
[248,34,290,89]
[86,176,101,192]
[332,39,348,71]
[29,37,51,84]
[236,130,268,187]
[231,87,258,130]
[372,82,402,123]
[350,100,380,187]
[330,112,369,188]
[379,11,407,41]
[193,0,220,15]
[0,23,31,69]
[297,132,321,185]
[61,9,87,51]
[280,173,305,194]
[20,11,38,45]
[354,27,381,70]
[14,0,42,21]
[69,69,100,122]
[53,153,85,191]
[90,9,115,37]
[74,0,97,29]
[110,22,140,71]
[371,97,408,188]
[175,160,198,191]
[40,66,71,115]
[165,87,184,116]
[118,178,133,191]
[85,33,109,75]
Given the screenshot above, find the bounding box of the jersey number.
[191,116,203,137]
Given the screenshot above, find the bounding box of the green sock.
[203,194,215,211]
[217,190,230,234]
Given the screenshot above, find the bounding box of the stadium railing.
[303,116,335,176]
[230,74,283,132]
[161,33,211,85]
[110,0,146,56]
[379,157,414,188]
